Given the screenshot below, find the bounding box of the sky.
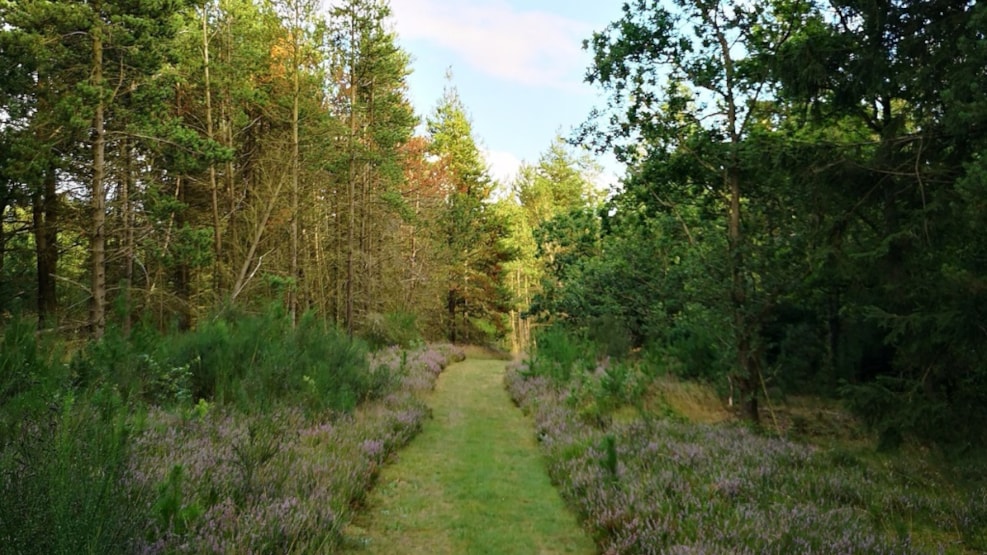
[387,0,625,189]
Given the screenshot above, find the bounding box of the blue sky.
[387,0,625,188]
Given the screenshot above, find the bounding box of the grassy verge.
[346,357,595,554]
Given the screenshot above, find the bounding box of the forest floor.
[343,356,595,555]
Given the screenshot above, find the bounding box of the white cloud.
[483,148,523,186]
[389,0,592,90]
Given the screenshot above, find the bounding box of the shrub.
[527,325,596,384]
[159,306,371,413]
[130,343,464,553]
[2,316,150,553]
[0,315,67,440]
[68,322,165,403]
[0,387,148,554]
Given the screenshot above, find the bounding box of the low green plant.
[68,322,163,402]
[290,311,370,413]
[0,387,148,554]
[566,360,648,427]
[0,314,67,440]
[152,465,203,536]
[601,434,618,480]
[527,325,595,383]
[231,419,284,501]
[589,314,633,358]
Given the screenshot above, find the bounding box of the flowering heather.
[130,344,463,553]
[506,362,983,554]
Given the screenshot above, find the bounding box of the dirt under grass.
[345,357,595,555]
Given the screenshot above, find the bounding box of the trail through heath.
[345,357,595,555]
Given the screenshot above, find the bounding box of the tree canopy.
[532,0,987,445]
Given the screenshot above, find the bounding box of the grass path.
[345,357,595,555]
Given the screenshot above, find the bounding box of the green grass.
[346,357,595,554]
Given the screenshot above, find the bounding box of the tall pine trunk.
[34,163,58,327]
[289,0,302,326]
[121,139,135,334]
[345,19,357,337]
[90,9,107,339]
[202,3,223,295]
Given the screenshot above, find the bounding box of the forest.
[2,0,986,552]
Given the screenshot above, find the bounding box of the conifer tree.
[427,84,513,343]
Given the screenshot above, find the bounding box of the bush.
[2,315,149,553]
[1,304,466,554]
[159,306,371,413]
[663,304,731,381]
[0,387,148,554]
[841,373,987,452]
[527,325,596,384]
[0,315,67,440]
[566,359,648,426]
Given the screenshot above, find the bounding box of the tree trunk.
[345,19,357,337]
[0,198,7,281]
[727,165,758,423]
[175,176,192,331]
[203,3,223,295]
[289,0,302,326]
[90,11,107,339]
[34,163,58,327]
[714,13,758,423]
[121,139,135,334]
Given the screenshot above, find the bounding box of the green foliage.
[468,316,500,345]
[508,355,987,553]
[152,465,202,537]
[35,305,378,415]
[427,83,516,344]
[68,323,164,403]
[426,84,491,197]
[363,310,422,349]
[161,305,372,413]
[1,316,148,553]
[661,304,732,382]
[601,434,618,479]
[567,358,649,427]
[526,325,651,430]
[230,420,284,501]
[842,372,987,453]
[0,387,148,554]
[522,0,987,445]
[0,314,67,438]
[126,344,462,553]
[526,325,595,384]
[587,315,632,359]
[512,135,603,226]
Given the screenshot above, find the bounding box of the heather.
[0,309,464,553]
[505,357,987,554]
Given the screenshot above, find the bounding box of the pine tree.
[427,83,513,343]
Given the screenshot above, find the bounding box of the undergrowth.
[507,337,987,554]
[0,308,464,553]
